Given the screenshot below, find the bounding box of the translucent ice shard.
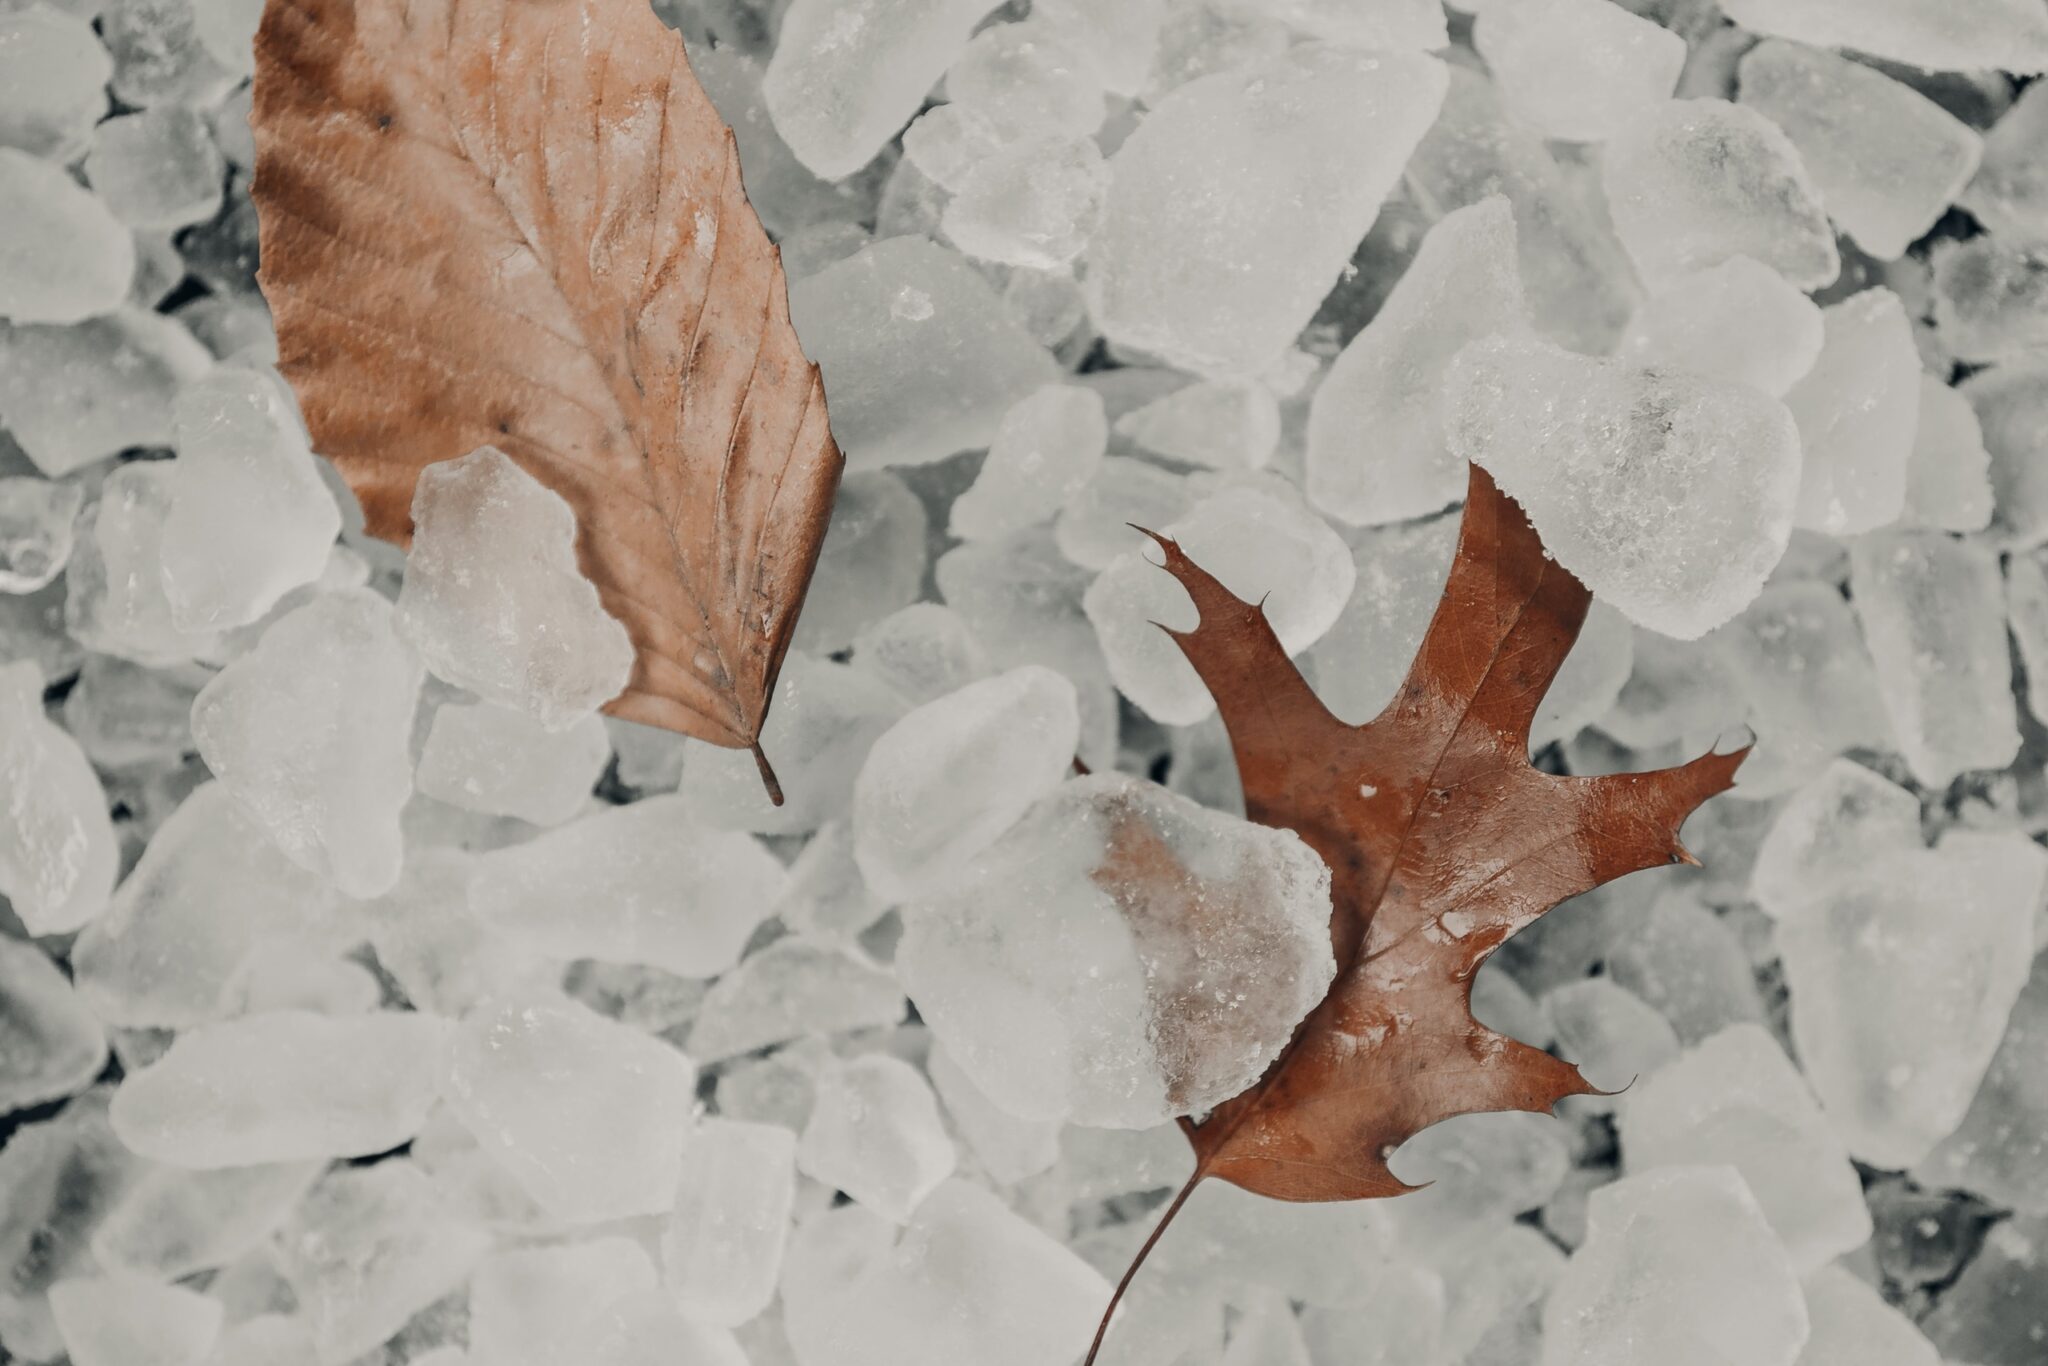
[0,933,107,1115]
[1615,256,1824,397]
[685,939,904,1063]
[1473,0,1685,143]
[1901,375,1994,532]
[1932,236,2048,363]
[0,309,211,477]
[83,106,225,230]
[662,1118,796,1326]
[48,1275,223,1366]
[1797,1265,1941,1366]
[1718,0,2048,75]
[1749,759,1922,920]
[949,385,1106,543]
[0,148,134,324]
[797,1054,956,1222]
[0,5,109,161]
[414,702,609,827]
[0,659,116,935]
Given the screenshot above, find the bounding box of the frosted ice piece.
[1303,513,1458,726]
[72,784,341,1028]
[1963,82,2048,243]
[471,1238,657,1366]
[898,773,1334,1127]
[1797,1265,1941,1366]
[472,793,784,977]
[1615,257,1824,397]
[1382,1111,1570,1259]
[111,1011,447,1166]
[943,135,1106,270]
[207,1315,318,1366]
[1606,891,1764,1046]
[1850,531,2019,786]
[83,107,224,230]
[1224,1291,1311,1366]
[1444,334,1800,639]
[1543,978,1678,1109]
[160,367,339,630]
[791,469,929,654]
[1901,375,1994,532]
[1620,1024,1870,1272]
[784,1179,1107,1366]
[928,1042,1061,1185]
[796,1054,956,1221]
[1033,0,1163,96]
[687,45,848,242]
[1058,1122,1195,1204]
[189,0,258,72]
[789,238,1058,471]
[606,717,687,795]
[1600,99,1839,292]
[0,5,109,161]
[275,1161,488,1363]
[416,703,608,827]
[101,0,235,106]
[762,0,1001,178]
[582,1291,751,1366]
[0,310,209,478]
[93,1161,320,1280]
[662,1118,796,1326]
[1780,842,2036,1168]
[1441,1226,1564,1363]
[1969,360,2048,549]
[1717,0,2048,74]
[191,589,422,897]
[1750,759,1921,919]
[232,941,380,1016]
[0,149,134,324]
[440,993,697,1222]
[1055,456,1194,570]
[1916,949,2048,1212]
[1299,1266,1444,1364]
[950,386,1106,544]
[1474,0,1684,143]
[0,660,116,935]
[1209,0,1444,47]
[1085,476,1354,725]
[852,666,1079,901]
[1745,44,1981,263]
[1087,45,1448,376]
[66,464,223,666]
[945,19,1103,141]
[49,1275,222,1366]
[1932,236,2048,362]
[0,933,106,1114]
[0,476,81,593]
[1541,1167,1807,1366]
[851,604,991,708]
[1306,197,1525,526]
[679,654,906,836]
[395,447,631,730]
[1116,378,1280,472]
[900,102,1001,192]
[686,939,904,1063]
[1531,601,1633,748]
[774,820,889,943]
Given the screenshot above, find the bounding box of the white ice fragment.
[1116,377,1280,472]
[0,309,211,477]
[685,939,904,1063]
[927,1041,1061,1185]
[1211,0,1445,49]
[1224,1291,1313,1366]
[0,148,134,324]
[945,19,1102,140]
[797,1054,956,1222]
[110,1011,448,1167]
[1615,256,1824,397]
[899,773,1334,1127]
[1915,944,2048,1212]
[1033,0,1163,96]
[791,469,929,655]
[0,660,116,935]
[1787,290,1923,535]
[1968,360,2048,549]
[1797,1265,1942,1366]
[583,1292,752,1366]
[1900,375,1994,532]
[83,107,224,230]
[395,447,631,730]
[440,993,698,1222]
[191,589,422,898]
[1964,82,2048,242]
[1932,236,2048,363]
[950,385,1106,543]
[1749,759,1921,919]
[0,5,109,161]
[48,1275,222,1366]
[1543,977,1678,1106]
[1444,333,1800,640]
[1600,99,1839,293]
[66,464,222,666]
[1605,891,1765,1046]
[100,0,236,108]
[1306,197,1525,526]
[416,702,608,827]
[188,0,258,72]
[93,1161,320,1281]
[0,476,81,593]
[0,933,107,1115]
[1717,0,2048,75]
[850,603,990,708]
[1474,0,1685,143]
[1531,601,1633,749]
[663,1118,797,1326]
[1304,513,1458,724]
[470,1238,657,1366]
[1055,456,1194,570]
[1087,44,1448,375]
[942,135,1107,270]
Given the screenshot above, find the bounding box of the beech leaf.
[250,0,842,798]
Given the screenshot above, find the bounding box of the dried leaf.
[250,0,841,795]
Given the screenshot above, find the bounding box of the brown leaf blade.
[250,0,842,770]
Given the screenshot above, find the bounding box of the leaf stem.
[750,739,784,807]
[1082,1168,1204,1366]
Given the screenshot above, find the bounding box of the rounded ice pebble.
[944,19,1103,140]
[797,1054,957,1222]
[950,387,1107,542]
[1116,377,1280,472]
[395,446,633,732]
[83,107,225,230]
[0,933,108,1115]
[662,1118,797,1326]
[1599,99,1839,292]
[414,702,609,826]
[440,994,698,1223]
[789,469,929,654]
[1443,333,1801,640]
[0,308,212,478]
[942,135,1106,270]
[1717,0,2048,75]
[0,660,117,936]
[1086,44,1448,376]
[1614,257,1824,398]
[898,773,1335,1128]
[0,476,82,593]
[1473,0,1685,143]
[0,149,135,324]
[0,5,110,161]
[109,1010,449,1167]
[49,1275,222,1366]
[851,665,1080,902]
[1786,290,1921,537]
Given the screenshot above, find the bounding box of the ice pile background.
[5,0,2048,1363]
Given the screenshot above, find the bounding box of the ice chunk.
[1544,978,1678,1109]
[774,821,890,944]
[1055,456,1194,570]
[1932,236,2048,362]
[93,1161,319,1280]
[1383,1111,1571,1260]
[1717,0,2048,75]
[1115,378,1280,472]
[440,993,697,1222]
[1223,1290,1311,1366]
[1087,45,1447,376]
[1532,601,1633,749]
[1615,257,1824,397]
[1606,891,1764,1045]
[1750,759,1921,919]
[850,603,990,708]
[67,464,222,665]
[470,1238,657,1366]
[0,660,116,935]
[791,470,929,655]
[797,1054,956,1221]
[898,773,1334,1127]
[1086,476,1354,724]
[1797,1265,1940,1366]
[1964,82,2048,242]
[1474,0,1684,143]
[686,939,904,1063]
[1969,360,2048,549]
[415,702,607,826]
[1444,334,1799,639]
[1301,1268,1444,1366]
[83,107,224,230]
[606,717,687,795]
[1303,514,1458,725]
[394,447,631,730]
[49,1275,222,1366]
[950,386,1104,545]
[111,1011,446,1166]
[1306,196,1526,526]
[0,5,109,161]
[942,135,1106,270]
[0,932,107,1114]
[0,149,134,324]
[927,1041,1061,1185]
[1850,531,2019,786]
[663,1118,796,1326]
[1901,375,1994,532]
[0,476,81,593]
[191,589,422,897]
[472,794,783,977]
[1541,1166,1808,1366]
[0,309,211,477]
[1600,99,1838,292]
[1032,0,1161,96]
[100,0,235,106]
[583,1292,752,1366]
[945,19,1104,140]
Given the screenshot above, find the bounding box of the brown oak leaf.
[250,0,841,799]
[1087,466,1745,1361]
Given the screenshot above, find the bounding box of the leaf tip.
[750,739,785,807]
